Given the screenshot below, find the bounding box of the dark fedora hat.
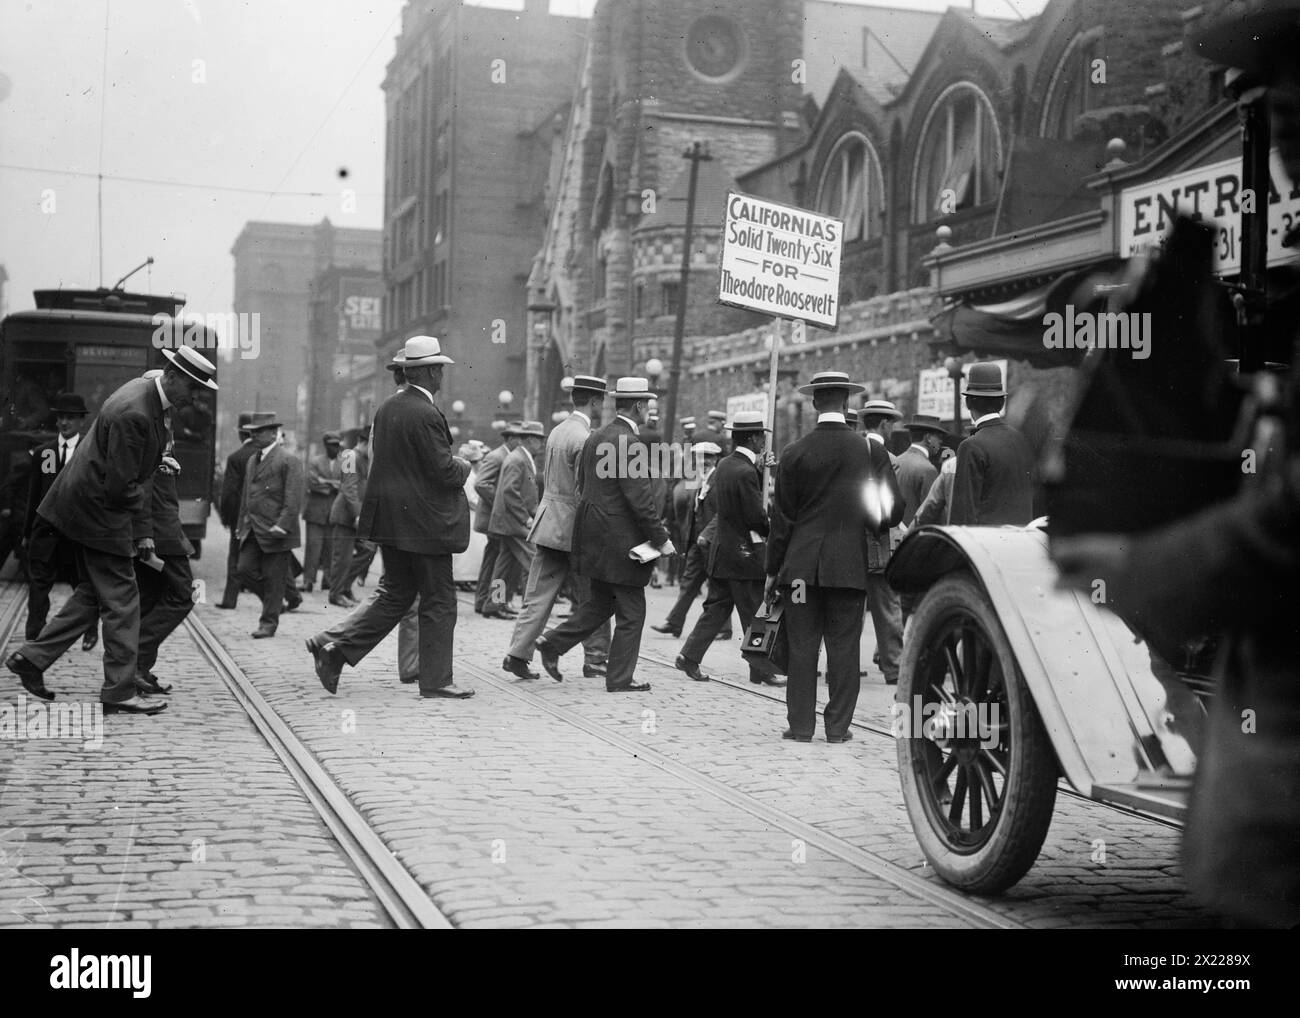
[904,414,948,435]
[323,431,342,445]
[237,411,256,431]
[1191,0,1300,81]
[245,411,281,432]
[51,392,88,416]
[961,362,1007,398]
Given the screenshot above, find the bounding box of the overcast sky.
[0,0,1048,319]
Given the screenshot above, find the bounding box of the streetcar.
[0,286,218,558]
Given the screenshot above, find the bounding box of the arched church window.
[913,83,1002,222]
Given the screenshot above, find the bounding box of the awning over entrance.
[929,267,1106,367]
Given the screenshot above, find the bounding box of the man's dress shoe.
[782,729,812,742]
[674,655,710,682]
[751,673,786,688]
[284,589,303,612]
[251,624,277,639]
[582,663,607,678]
[482,609,514,621]
[420,684,475,699]
[607,681,650,692]
[7,653,53,700]
[215,601,237,610]
[502,655,539,681]
[81,628,99,652]
[135,673,172,696]
[306,636,345,694]
[826,730,855,744]
[399,674,418,684]
[103,696,167,716]
[536,640,563,682]
[650,623,680,637]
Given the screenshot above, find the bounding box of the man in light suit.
[766,371,903,742]
[473,422,522,615]
[502,376,611,681]
[950,363,1034,526]
[236,415,304,638]
[896,415,943,525]
[485,420,545,619]
[535,377,674,692]
[216,411,257,609]
[306,335,475,699]
[6,346,218,713]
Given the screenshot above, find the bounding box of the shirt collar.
[735,445,757,464]
[408,383,436,405]
[866,431,884,445]
[909,442,930,456]
[61,433,79,450]
[973,410,1002,426]
[521,446,536,473]
[153,374,171,411]
[571,409,591,427]
[817,412,846,424]
[258,436,280,458]
[616,414,640,435]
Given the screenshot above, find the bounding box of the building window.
[914,83,1002,222]
[635,281,645,320]
[661,280,680,318]
[1041,29,1105,140]
[817,133,884,243]
[594,248,607,302]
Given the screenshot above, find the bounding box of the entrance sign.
[718,192,844,329]
[726,391,768,422]
[1118,148,1300,275]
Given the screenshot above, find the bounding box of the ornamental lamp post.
[944,356,964,437]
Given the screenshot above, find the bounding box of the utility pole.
[663,140,712,444]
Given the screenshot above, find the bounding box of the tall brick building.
[530,0,1229,450]
[380,0,587,443]
[226,219,381,461]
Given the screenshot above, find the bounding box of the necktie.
[57,441,65,471]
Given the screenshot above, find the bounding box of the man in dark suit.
[23,392,97,648]
[536,377,674,692]
[858,400,907,684]
[306,335,475,699]
[301,431,342,592]
[652,443,721,637]
[216,411,257,608]
[767,371,903,742]
[896,415,944,525]
[485,420,545,619]
[1054,3,1300,929]
[134,370,195,696]
[236,416,304,638]
[676,412,783,687]
[6,346,218,713]
[949,363,1034,526]
[473,423,521,615]
[326,425,370,607]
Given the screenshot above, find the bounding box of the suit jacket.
[304,451,342,525]
[950,416,1035,526]
[489,445,539,539]
[219,440,257,529]
[237,443,304,552]
[527,412,592,551]
[571,417,670,587]
[37,376,168,557]
[328,446,369,528]
[473,442,510,534]
[668,477,693,547]
[865,442,902,573]
[140,466,195,558]
[914,455,958,528]
[766,421,903,590]
[25,434,80,538]
[682,468,718,546]
[357,386,470,555]
[896,446,938,526]
[706,450,768,581]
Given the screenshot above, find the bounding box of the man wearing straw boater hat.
[675,411,783,686]
[1053,0,1300,930]
[6,345,218,714]
[949,362,1034,526]
[766,371,902,742]
[502,375,611,682]
[534,377,674,691]
[306,335,475,698]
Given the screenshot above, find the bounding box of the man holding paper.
[536,377,674,692]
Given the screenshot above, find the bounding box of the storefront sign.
[917,360,1006,423]
[338,277,384,344]
[1119,149,1300,274]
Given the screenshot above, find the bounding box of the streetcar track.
[182,612,451,930]
[454,655,1021,929]
[458,591,1183,832]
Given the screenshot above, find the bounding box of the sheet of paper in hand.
[628,541,662,564]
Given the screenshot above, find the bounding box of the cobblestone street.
[0,545,1213,929]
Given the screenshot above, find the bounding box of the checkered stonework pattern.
[632,229,721,272]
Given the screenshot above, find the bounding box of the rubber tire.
[896,573,1058,895]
